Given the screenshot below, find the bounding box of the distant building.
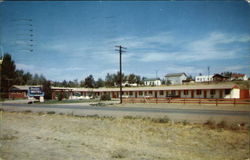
[230,73,248,81]
[182,79,195,85]
[165,73,187,85]
[144,78,162,86]
[213,74,229,82]
[122,81,138,87]
[195,75,213,82]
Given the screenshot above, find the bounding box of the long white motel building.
[51,84,249,100]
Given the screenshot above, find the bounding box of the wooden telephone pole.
[115,45,126,104]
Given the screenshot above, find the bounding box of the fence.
[123,97,250,106]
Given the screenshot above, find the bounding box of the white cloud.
[164,65,204,76]
[36,31,249,80]
[136,32,250,63]
[140,52,170,62]
[182,32,250,61]
[219,65,249,72]
[110,32,173,49]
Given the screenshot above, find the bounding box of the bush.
[217,120,227,128]
[100,94,111,101]
[151,116,170,123]
[182,120,189,125]
[47,111,55,114]
[23,110,32,113]
[57,92,69,101]
[204,120,216,129]
[57,93,64,101]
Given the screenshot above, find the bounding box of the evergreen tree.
[96,78,104,88]
[42,80,52,99]
[15,69,25,85]
[83,75,95,88]
[25,72,33,85]
[105,73,114,87]
[0,54,17,98]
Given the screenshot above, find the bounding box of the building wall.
[51,87,244,100]
[195,75,213,82]
[240,89,250,99]
[230,88,240,99]
[9,91,27,99]
[144,80,161,86]
[230,75,248,81]
[166,74,187,85]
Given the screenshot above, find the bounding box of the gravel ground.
[0,111,249,160]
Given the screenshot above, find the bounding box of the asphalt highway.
[1,103,249,124]
[2,103,249,116]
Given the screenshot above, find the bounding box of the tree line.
[0,54,52,99]
[0,54,146,98]
[53,73,145,88]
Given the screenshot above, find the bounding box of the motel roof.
[51,84,239,92]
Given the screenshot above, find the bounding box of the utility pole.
[155,70,158,79]
[207,66,210,84]
[115,45,126,104]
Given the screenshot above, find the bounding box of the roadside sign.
[28,87,44,97]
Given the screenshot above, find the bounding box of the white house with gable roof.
[165,73,187,85]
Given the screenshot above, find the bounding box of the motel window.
[196,90,201,95]
[129,91,133,96]
[171,90,176,95]
[144,92,147,96]
[184,90,188,95]
[224,89,231,95]
[160,90,164,95]
[149,91,153,95]
[210,90,215,95]
[139,91,143,95]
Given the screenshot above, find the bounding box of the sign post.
[28,87,44,102]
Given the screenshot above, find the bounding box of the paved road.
[1,103,249,124]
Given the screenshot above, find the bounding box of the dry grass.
[0,112,249,160]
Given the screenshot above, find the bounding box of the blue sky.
[0,1,250,81]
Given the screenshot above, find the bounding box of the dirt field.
[0,111,249,160]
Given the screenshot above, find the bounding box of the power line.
[115,45,126,104]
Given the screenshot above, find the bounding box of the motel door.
[135,92,137,98]
[178,91,181,97]
[112,92,116,98]
[155,91,157,98]
[204,90,207,98]
[191,90,194,98]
